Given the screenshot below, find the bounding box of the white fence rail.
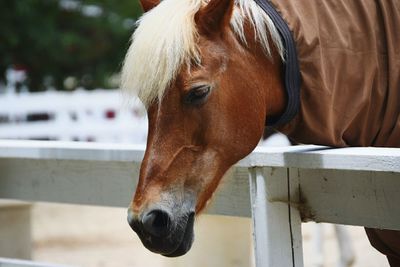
[0,90,147,143]
[0,140,400,266]
[0,258,71,267]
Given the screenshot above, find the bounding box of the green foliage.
[0,0,143,91]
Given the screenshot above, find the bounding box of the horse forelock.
[121,0,284,107]
[121,0,202,107]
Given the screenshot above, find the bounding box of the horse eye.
[185,85,211,105]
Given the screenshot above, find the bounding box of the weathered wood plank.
[296,169,400,230]
[249,167,303,267]
[289,169,303,267]
[239,146,400,172]
[0,140,399,228]
[0,140,399,172]
[206,168,251,217]
[0,202,32,260]
[0,140,145,163]
[0,159,252,217]
[0,159,137,208]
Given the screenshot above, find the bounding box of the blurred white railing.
[0,90,147,143]
[0,140,399,266]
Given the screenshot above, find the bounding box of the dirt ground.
[32,203,389,267]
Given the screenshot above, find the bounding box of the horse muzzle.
[127,208,195,257]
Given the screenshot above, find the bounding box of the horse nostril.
[127,209,140,232]
[142,209,171,237]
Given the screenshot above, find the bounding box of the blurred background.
[0,0,147,144]
[1,0,141,91]
[0,1,389,267]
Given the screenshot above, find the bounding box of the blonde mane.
[121,0,284,107]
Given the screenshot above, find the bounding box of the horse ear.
[195,0,234,34]
[140,0,160,12]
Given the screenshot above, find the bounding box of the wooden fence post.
[0,201,32,260]
[249,167,303,267]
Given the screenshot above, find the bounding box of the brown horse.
[121,0,400,264]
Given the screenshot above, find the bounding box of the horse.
[121,0,400,264]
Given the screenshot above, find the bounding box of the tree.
[0,0,143,91]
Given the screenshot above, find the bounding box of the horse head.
[122,0,285,256]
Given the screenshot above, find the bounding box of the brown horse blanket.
[269,0,400,265]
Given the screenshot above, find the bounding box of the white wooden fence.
[0,90,147,143]
[0,140,399,266]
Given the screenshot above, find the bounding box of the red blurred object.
[105,109,115,119]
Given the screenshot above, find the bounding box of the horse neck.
[241,21,287,120]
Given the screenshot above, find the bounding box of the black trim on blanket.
[254,0,301,126]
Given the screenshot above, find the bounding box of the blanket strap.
[254,0,301,126]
